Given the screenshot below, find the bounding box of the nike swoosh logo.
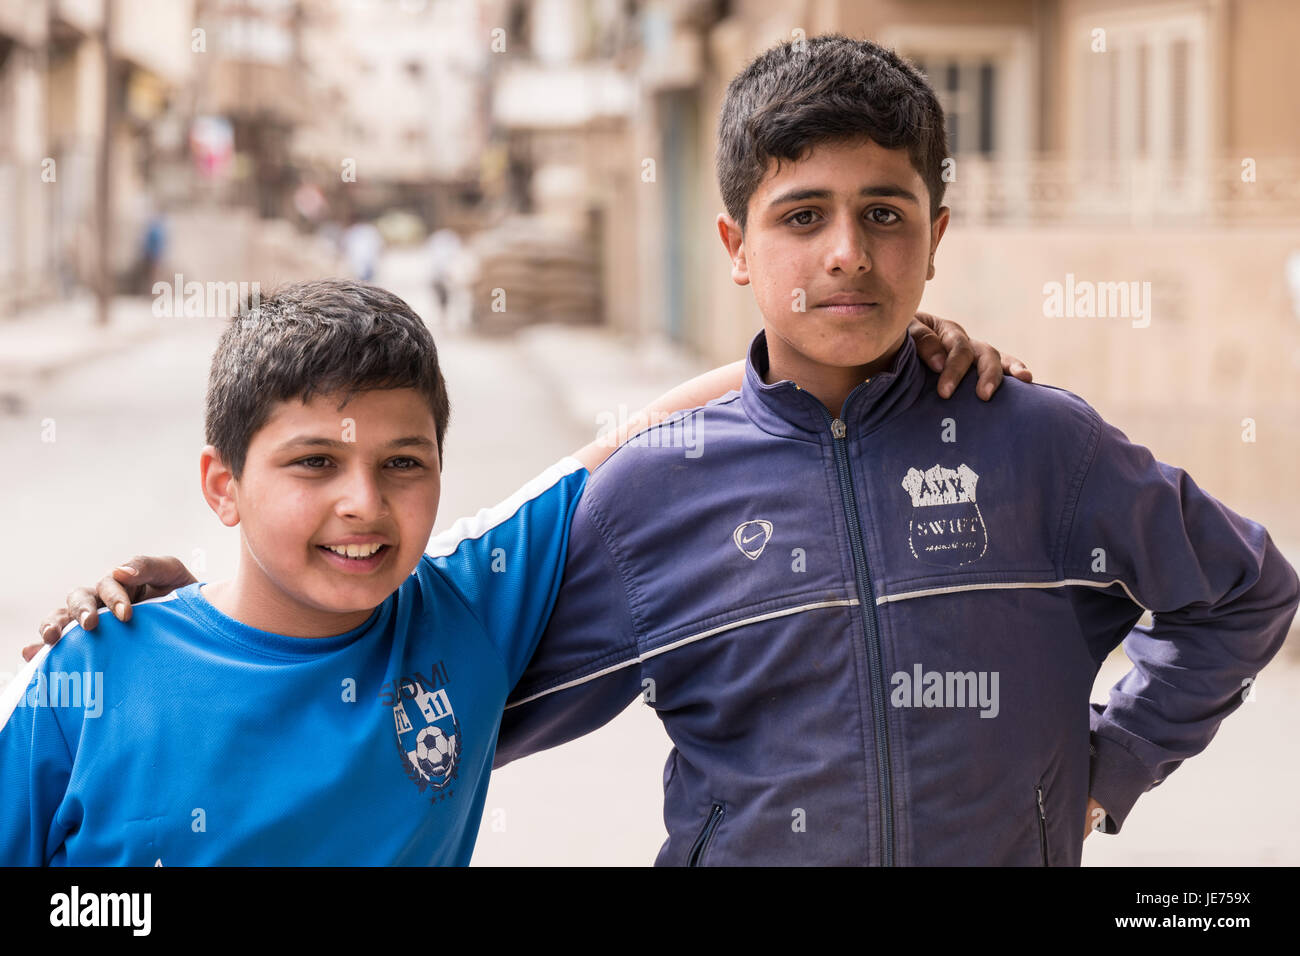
[743,531,765,544]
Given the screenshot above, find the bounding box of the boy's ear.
[716,212,751,287]
[927,206,951,281]
[200,445,241,528]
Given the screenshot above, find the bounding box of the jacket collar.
[740,329,926,442]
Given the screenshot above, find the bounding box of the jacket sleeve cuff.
[1088,728,1157,834]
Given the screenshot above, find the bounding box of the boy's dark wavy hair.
[716,33,949,231]
[205,278,450,480]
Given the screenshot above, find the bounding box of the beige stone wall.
[923,224,1300,550]
[1224,0,1300,154]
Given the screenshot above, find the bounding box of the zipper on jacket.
[1035,784,1050,866]
[819,408,895,866]
[687,803,725,867]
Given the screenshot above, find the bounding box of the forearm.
[1088,532,1298,832]
[496,665,643,767]
[1066,406,1300,833]
[571,361,744,473]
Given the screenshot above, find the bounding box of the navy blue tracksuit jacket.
[496,330,1298,865]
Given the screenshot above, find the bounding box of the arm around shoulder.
[571,361,744,473]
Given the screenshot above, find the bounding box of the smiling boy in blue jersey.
[1,278,592,864]
[9,274,1017,865]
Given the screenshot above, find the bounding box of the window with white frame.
[1070,7,1210,218]
[910,55,999,157]
[881,25,1034,222]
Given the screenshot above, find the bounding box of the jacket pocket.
[687,803,725,867]
[1034,783,1050,867]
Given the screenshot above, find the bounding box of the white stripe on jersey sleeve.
[425,457,586,559]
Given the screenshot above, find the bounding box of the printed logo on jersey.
[380,661,461,802]
[733,519,773,560]
[900,464,988,567]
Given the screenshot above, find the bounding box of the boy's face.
[203,387,441,631]
[718,136,949,377]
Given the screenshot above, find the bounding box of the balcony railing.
[944,154,1300,226]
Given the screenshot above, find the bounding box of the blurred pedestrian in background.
[342,216,384,282]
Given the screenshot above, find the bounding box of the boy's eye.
[784,208,901,227]
[292,456,424,470]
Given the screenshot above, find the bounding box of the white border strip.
[426,457,585,559]
[876,577,1149,611]
[505,598,860,708]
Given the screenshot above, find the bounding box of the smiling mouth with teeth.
[320,543,388,559]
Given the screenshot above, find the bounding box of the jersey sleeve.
[0,646,77,865]
[423,458,588,689]
[1063,408,1300,834]
[494,477,643,767]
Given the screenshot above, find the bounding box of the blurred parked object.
[468,217,601,334]
[375,209,426,247]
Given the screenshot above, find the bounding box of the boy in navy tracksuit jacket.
[491,35,1299,865]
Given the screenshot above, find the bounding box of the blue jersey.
[0,459,587,865]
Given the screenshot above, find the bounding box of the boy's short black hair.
[205,278,451,480]
[716,33,948,232]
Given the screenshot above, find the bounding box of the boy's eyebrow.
[276,435,436,451]
[765,184,921,209]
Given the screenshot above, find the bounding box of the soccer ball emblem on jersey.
[415,725,456,779]
[393,683,461,793]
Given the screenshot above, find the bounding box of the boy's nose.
[825,221,871,274]
[334,474,389,520]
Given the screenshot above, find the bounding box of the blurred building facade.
[1,0,194,314]
[0,0,502,309]
[0,2,49,313]
[297,0,487,216]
